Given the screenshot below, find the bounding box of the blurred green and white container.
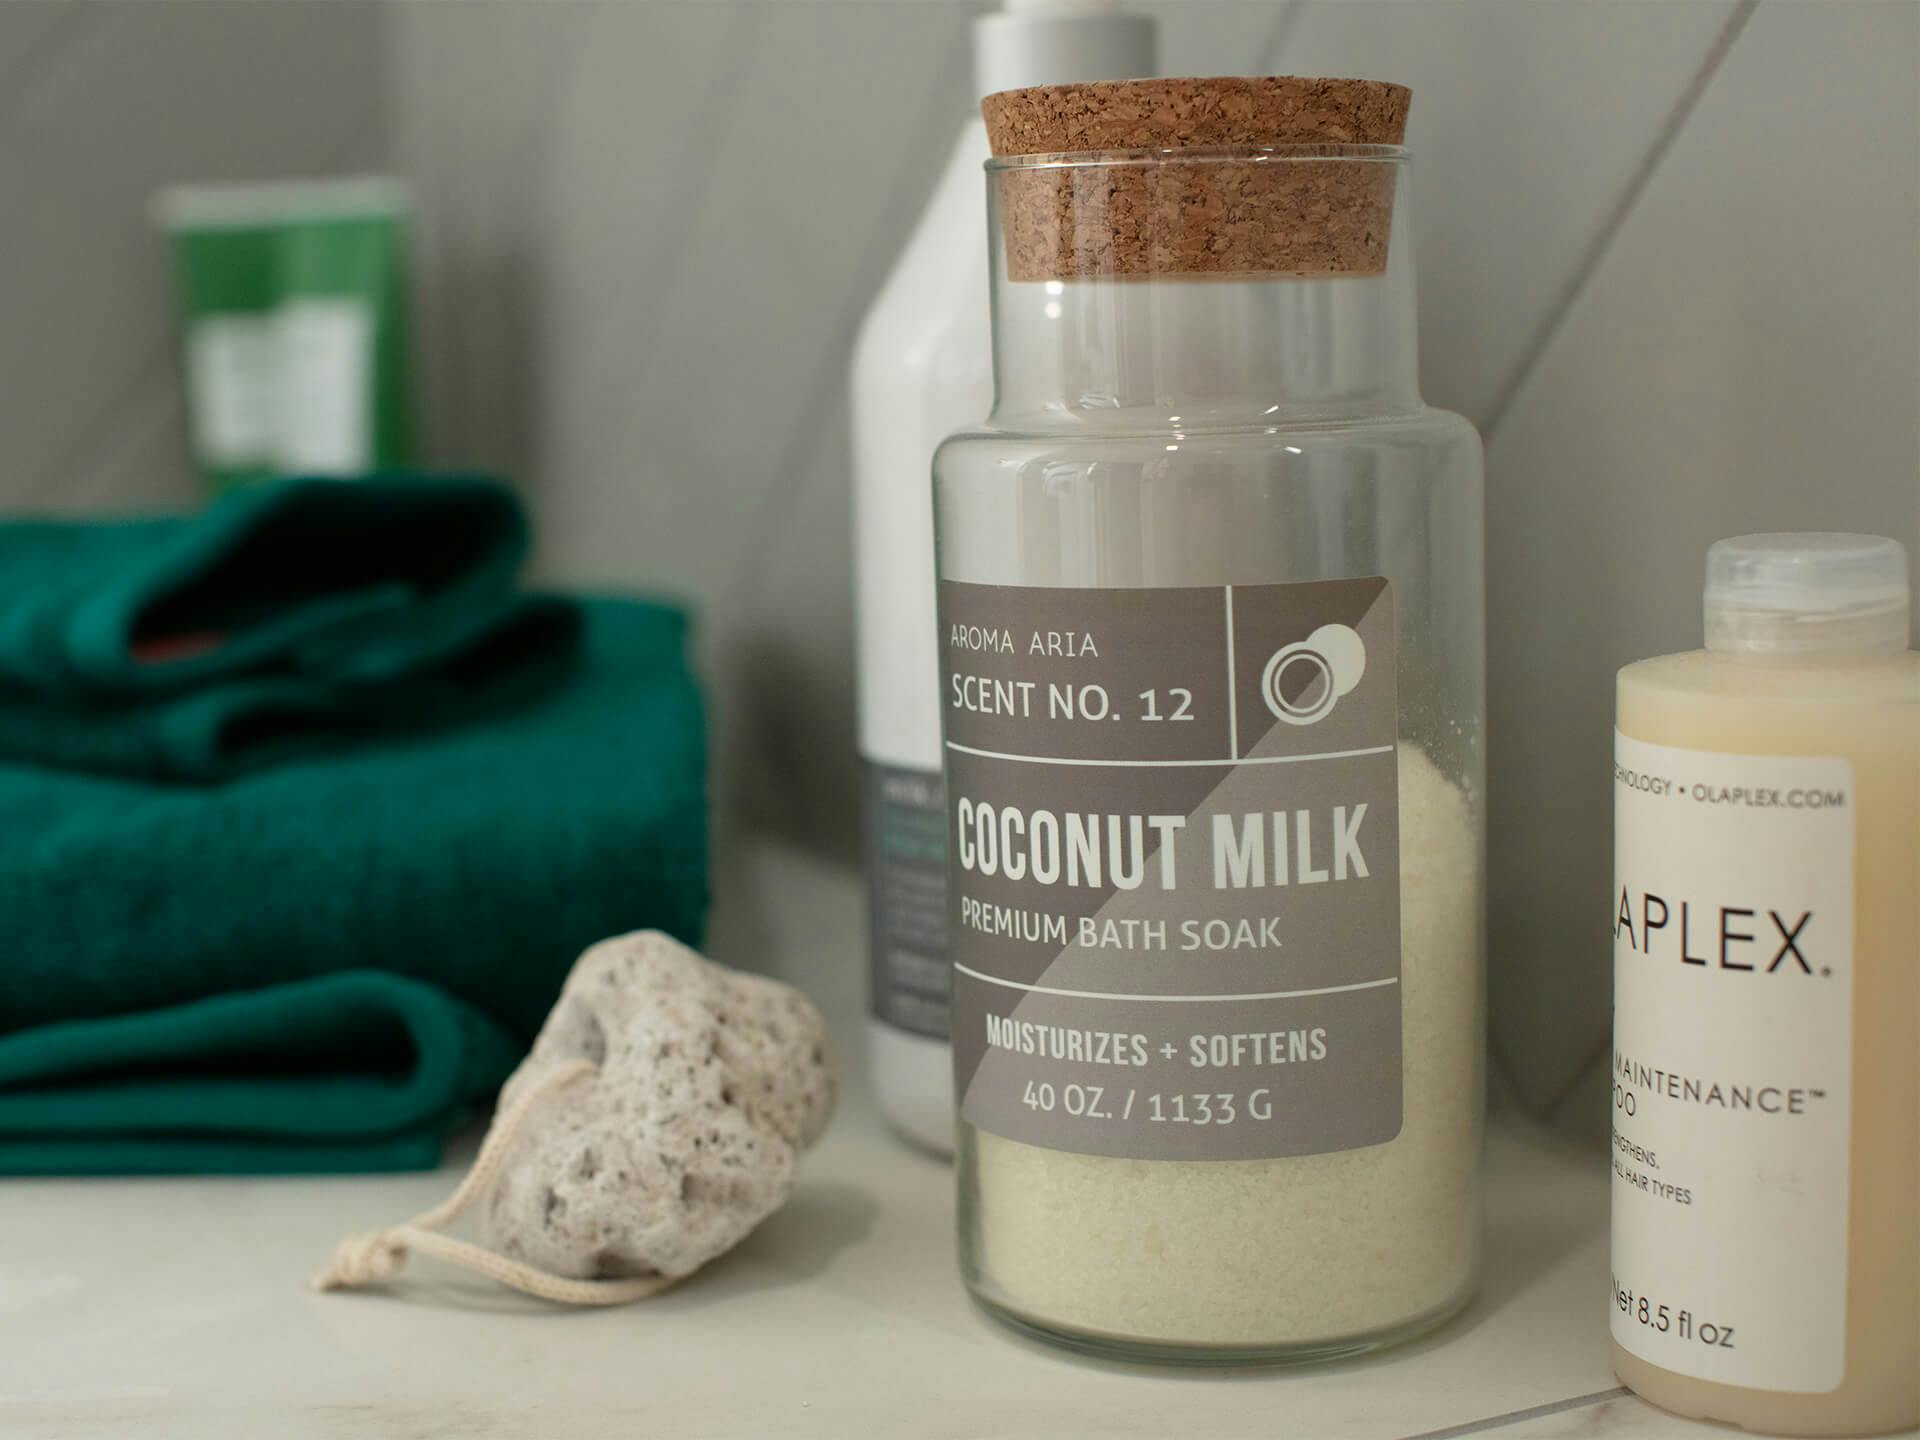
[156,176,412,494]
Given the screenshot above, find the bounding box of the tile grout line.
[1477,0,1759,447]
[742,0,1301,608]
[1542,1029,1616,1128]
[710,6,981,836]
[0,5,135,405]
[511,15,603,491]
[723,7,982,612]
[1486,1033,1529,1120]
[0,2,123,132]
[559,0,767,489]
[437,13,598,486]
[1252,0,1616,1126]
[24,104,388,506]
[1254,0,1305,72]
[1480,0,1756,1117]
[1397,1386,1633,1440]
[23,338,176,506]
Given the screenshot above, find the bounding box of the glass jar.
[935,116,1485,1365]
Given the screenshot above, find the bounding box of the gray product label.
[863,759,951,1040]
[942,579,1402,1161]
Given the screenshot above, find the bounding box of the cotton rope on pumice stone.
[312,1058,675,1304]
[312,931,838,1305]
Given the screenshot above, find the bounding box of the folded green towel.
[0,601,707,1174]
[0,476,572,780]
[0,973,522,1174]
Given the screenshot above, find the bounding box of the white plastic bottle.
[1612,534,1919,1435]
[852,0,1156,1154]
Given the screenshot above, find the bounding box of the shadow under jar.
[935,78,1486,1365]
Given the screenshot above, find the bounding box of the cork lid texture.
[982,76,1411,281]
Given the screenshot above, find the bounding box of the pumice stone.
[482,930,836,1283]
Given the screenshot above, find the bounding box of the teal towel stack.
[0,476,577,779]
[0,478,707,1174]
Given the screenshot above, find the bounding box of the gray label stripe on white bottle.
[863,760,951,1040]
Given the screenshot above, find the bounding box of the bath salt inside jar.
[936,76,1486,1364]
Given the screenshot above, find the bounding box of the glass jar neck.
[985,154,1423,431]
[990,268,1422,430]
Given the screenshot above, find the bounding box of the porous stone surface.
[482,930,835,1282]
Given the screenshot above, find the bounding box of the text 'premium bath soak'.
[937,78,1486,1363]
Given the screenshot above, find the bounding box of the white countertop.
[0,841,1899,1439]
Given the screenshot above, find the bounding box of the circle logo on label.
[1261,623,1367,726]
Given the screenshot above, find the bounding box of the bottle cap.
[1704,532,1911,654]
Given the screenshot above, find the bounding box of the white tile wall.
[1485,0,1920,1120]
[388,1,984,853]
[1271,0,1743,431]
[0,1,390,514]
[1,0,1913,1127]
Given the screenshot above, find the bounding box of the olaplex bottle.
[934,77,1485,1362]
[1612,534,1919,1436]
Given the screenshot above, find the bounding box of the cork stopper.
[982,76,1412,282]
